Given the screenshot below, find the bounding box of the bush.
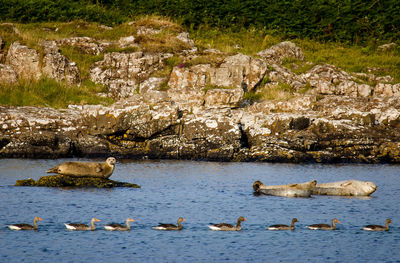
[0,0,399,43]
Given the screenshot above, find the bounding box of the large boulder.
[209,53,267,92]
[0,64,18,84]
[58,37,111,55]
[6,42,41,80]
[204,88,244,108]
[41,40,81,86]
[90,51,172,99]
[257,41,304,65]
[301,64,372,97]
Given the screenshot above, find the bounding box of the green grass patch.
[0,78,112,108]
[191,26,280,55]
[294,39,400,83]
[59,46,103,80]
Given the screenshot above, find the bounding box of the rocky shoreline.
[1,23,400,163]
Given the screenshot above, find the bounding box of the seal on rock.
[311,180,377,196]
[46,157,116,178]
[253,180,317,197]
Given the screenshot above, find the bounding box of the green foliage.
[1,0,399,44]
[243,91,263,102]
[0,78,113,108]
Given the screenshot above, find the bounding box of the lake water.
[0,159,399,263]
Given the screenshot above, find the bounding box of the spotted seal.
[46,157,116,178]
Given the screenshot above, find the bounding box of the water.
[0,159,399,263]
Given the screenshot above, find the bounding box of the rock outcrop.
[6,42,41,80]
[15,175,140,188]
[90,51,172,99]
[1,25,400,163]
[41,40,81,86]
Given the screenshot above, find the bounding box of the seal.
[46,157,116,178]
[311,180,377,196]
[253,180,316,197]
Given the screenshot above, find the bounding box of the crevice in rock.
[239,124,250,148]
[0,138,10,150]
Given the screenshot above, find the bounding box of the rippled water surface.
[1,159,400,262]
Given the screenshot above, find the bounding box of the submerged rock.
[15,175,140,188]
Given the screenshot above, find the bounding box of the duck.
[65,218,100,231]
[104,218,135,231]
[363,219,392,231]
[267,218,299,230]
[308,218,340,230]
[153,217,186,230]
[8,216,43,230]
[208,216,247,231]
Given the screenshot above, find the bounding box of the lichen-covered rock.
[374,83,400,97]
[301,64,372,97]
[257,41,304,64]
[268,64,306,90]
[41,41,81,86]
[210,53,267,92]
[204,88,244,108]
[6,42,41,80]
[59,37,111,55]
[15,175,140,188]
[377,43,397,52]
[168,53,267,102]
[0,64,18,84]
[118,36,137,48]
[90,51,172,99]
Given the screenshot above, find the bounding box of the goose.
[65,218,100,231]
[104,218,135,231]
[268,218,298,230]
[308,218,340,230]
[208,216,246,231]
[363,219,392,231]
[8,216,43,230]
[153,217,186,230]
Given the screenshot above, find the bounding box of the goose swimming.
[8,216,43,230]
[104,218,135,231]
[65,218,101,231]
[363,219,392,231]
[267,218,298,230]
[208,216,246,231]
[308,218,340,230]
[153,217,186,230]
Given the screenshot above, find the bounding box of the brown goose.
[308,218,340,230]
[153,217,186,230]
[8,216,43,230]
[268,218,299,230]
[363,219,392,231]
[104,218,135,231]
[208,216,247,231]
[65,218,100,231]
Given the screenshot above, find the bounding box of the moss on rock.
[15,175,140,188]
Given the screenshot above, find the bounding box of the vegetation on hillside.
[0,0,399,44]
[0,16,399,108]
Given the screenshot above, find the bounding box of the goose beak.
[95,218,101,222]
[129,218,135,222]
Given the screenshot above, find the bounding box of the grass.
[0,78,112,108]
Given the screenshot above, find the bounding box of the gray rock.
[41,41,81,86]
[59,37,111,55]
[0,64,18,84]
[377,43,397,52]
[257,41,304,64]
[6,42,41,80]
[90,51,172,99]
